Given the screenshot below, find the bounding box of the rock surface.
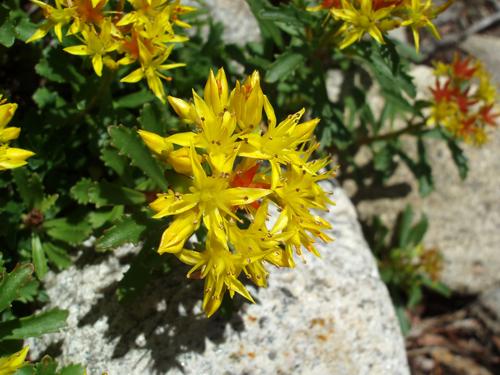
[29,183,409,375]
[193,0,260,44]
[354,53,500,294]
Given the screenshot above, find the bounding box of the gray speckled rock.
[194,0,260,44]
[28,183,409,375]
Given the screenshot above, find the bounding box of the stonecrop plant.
[429,54,499,145]
[28,0,195,101]
[139,69,335,316]
[309,0,453,51]
[1,0,500,366]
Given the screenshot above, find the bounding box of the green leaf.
[16,278,40,303]
[0,308,68,340]
[421,276,451,297]
[35,48,85,88]
[259,9,303,27]
[44,242,72,270]
[11,170,44,210]
[100,147,130,177]
[108,125,168,190]
[31,235,48,280]
[0,264,34,313]
[265,51,305,83]
[33,87,65,109]
[59,364,87,375]
[447,140,469,180]
[407,215,428,247]
[95,217,147,252]
[43,218,92,245]
[139,102,172,134]
[0,7,15,48]
[407,284,423,308]
[88,206,124,229]
[33,357,58,375]
[70,178,146,208]
[113,90,155,109]
[246,0,284,48]
[395,305,411,336]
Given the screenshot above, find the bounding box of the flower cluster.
[310,0,453,51]
[28,0,195,102]
[428,54,499,145]
[0,346,29,375]
[0,96,34,171]
[139,69,336,316]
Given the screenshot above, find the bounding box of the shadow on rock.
[77,259,245,374]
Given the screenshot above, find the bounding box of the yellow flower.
[177,224,256,317]
[428,55,499,146]
[400,0,441,53]
[121,43,185,102]
[0,346,29,375]
[229,71,265,132]
[141,69,336,317]
[311,0,451,52]
[329,0,396,48]
[64,21,118,76]
[28,0,192,99]
[149,145,271,253]
[0,96,34,171]
[138,129,197,175]
[27,0,76,42]
[238,105,319,188]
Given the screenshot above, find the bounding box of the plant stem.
[357,122,425,146]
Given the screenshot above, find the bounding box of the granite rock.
[193,0,260,44]
[28,183,409,375]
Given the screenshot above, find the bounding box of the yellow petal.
[0,346,29,373]
[167,147,196,175]
[64,45,89,56]
[158,210,201,254]
[0,127,21,143]
[92,54,103,77]
[120,68,144,83]
[138,130,172,155]
[0,102,17,129]
[225,187,271,206]
[167,96,194,121]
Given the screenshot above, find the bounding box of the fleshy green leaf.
[43,218,92,245]
[44,242,72,270]
[447,140,469,180]
[95,216,147,252]
[0,308,68,340]
[31,235,48,280]
[265,51,305,83]
[0,264,34,313]
[113,90,155,109]
[70,178,146,208]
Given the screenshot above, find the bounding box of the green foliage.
[363,205,450,334]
